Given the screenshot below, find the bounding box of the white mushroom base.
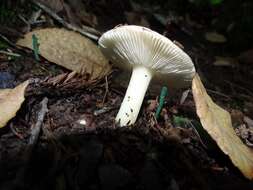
[116,65,153,126]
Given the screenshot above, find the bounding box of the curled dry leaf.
[0,80,29,128]
[192,74,253,180]
[17,28,110,81]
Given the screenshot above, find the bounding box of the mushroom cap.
[98,25,196,88]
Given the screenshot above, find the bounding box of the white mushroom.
[99,25,195,126]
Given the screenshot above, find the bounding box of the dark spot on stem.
[127,120,131,125]
[145,75,147,77]
[130,108,133,113]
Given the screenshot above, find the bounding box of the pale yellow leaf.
[205,32,226,43]
[0,80,29,128]
[192,74,253,180]
[17,28,110,80]
[213,56,237,67]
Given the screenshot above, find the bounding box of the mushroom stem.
[116,65,153,126]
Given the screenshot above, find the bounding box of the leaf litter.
[1,0,253,189]
[192,74,253,180]
[17,28,111,81]
[0,80,29,128]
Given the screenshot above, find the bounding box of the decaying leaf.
[192,74,253,180]
[17,28,110,80]
[0,80,29,128]
[213,56,237,67]
[205,32,226,43]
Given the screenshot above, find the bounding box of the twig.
[18,10,45,31]
[102,76,109,104]
[29,9,43,24]
[32,1,100,41]
[82,25,102,36]
[225,80,253,97]
[28,97,48,145]
[93,106,113,116]
[8,97,48,190]
[206,89,231,99]
[18,14,31,31]
[188,120,207,149]
[0,33,17,47]
[9,123,24,139]
[0,50,21,57]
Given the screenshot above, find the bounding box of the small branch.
[8,97,48,190]
[206,89,231,99]
[32,1,100,41]
[102,76,109,104]
[28,97,48,146]
[0,50,21,57]
[0,33,17,47]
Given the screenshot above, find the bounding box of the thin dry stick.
[28,97,49,145]
[32,1,100,41]
[9,97,48,190]
[225,80,253,97]
[206,89,231,99]
[0,33,17,47]
[102,76,109,104]
[0,50,21,57]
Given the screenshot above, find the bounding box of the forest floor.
[0,1,253,190]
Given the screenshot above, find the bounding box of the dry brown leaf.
[17,28,110,80]
[0,80,29,128]
[192,74,253,180]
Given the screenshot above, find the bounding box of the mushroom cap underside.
[99,25,196,88]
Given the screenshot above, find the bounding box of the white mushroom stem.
[116,65,153,126]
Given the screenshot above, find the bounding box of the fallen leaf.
[17,28,110,80]
[192,74,253,180]
[205,32,226,43]
[213,56,237,67]
[0,80,29,128]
